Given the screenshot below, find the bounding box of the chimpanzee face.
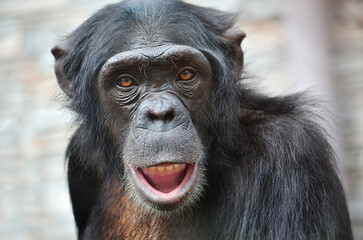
[97,44,213,210]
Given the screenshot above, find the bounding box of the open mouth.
[138,163,190,193]
[130,163,198,206]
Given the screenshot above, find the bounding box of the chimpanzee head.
[51,0,244,212]
[98,44,213,211]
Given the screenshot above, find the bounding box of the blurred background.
[0,0,362,239]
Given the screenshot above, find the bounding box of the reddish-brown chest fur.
[90,185,172,240]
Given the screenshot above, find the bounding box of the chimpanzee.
[51,0,353,239]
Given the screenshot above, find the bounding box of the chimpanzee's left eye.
[177,68,196,81]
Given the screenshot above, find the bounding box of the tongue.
[141,164,187,193]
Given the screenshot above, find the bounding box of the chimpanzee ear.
[51,44,74,98]
[223,28,246,77]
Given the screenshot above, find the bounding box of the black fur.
[52,0,353,239]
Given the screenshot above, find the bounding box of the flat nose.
[135,93,186,132]
[147,103,175,122]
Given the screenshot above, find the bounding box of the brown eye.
[178,69,196,81]
[116,75,136,88]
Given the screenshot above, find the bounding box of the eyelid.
[116,74,139,87]
[176,67,197,81]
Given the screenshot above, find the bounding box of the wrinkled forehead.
[99,45,210,74]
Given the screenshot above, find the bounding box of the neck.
[82,180,233,240]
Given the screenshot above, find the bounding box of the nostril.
[148,109,175,122]
[164,110,174,121]
[148,111,159,121]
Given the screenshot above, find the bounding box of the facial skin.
[97,44,213,211]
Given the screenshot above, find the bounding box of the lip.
[129,163,199,206]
